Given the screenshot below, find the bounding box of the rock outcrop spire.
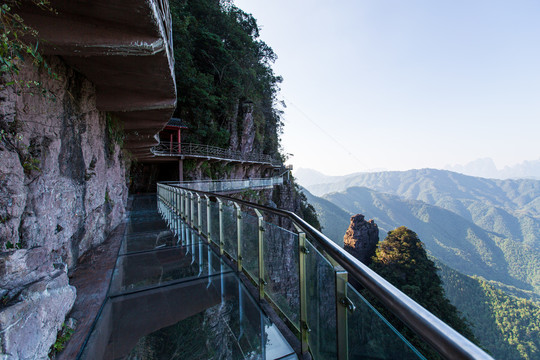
[343,214,379,265]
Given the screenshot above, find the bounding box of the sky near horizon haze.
[234,0,540,175]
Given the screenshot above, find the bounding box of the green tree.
[370,226,478,358]
[169,0,283,153]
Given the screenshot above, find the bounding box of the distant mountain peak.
[445,158,540,180]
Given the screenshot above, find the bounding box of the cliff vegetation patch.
[0,0,58,98]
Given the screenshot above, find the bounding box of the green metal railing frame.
[157,183,493,360]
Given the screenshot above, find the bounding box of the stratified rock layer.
[343,214,379,264]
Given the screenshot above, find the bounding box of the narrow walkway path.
[58,207,131,360]
[70,194,295,359]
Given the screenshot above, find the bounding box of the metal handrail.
[151,142,282,166]
[159,182,493,360]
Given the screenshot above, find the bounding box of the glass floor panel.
[110,243,230,296]
[126,218,170,234]
[79,195,296,360]
[119,224,206,255]
[81,273,296,360]
[126,215,164,225]
[119,230,177,254]
[130,195,160,211]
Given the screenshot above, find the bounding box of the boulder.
[0,248,55,299]
[0,271,76,360]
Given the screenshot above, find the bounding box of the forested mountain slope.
[305,169,540,295]
[303,187,351,246]
[438,262,540,360]
[322,186,538,292]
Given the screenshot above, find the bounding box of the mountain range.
[300,168,540,296]
[299,168,540,359]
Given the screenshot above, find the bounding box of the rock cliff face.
[343,214,379,264]
[0,56,128,358]
[182,99,275,182]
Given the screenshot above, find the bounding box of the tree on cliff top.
[370,226,478,357]
[170,0,283,155]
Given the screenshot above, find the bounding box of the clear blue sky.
[235,0,540,175]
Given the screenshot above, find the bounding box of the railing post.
[176,187,181,215]
[184,191,190,224]
[173,187,179,235]
[181,189,186,219]
[335,267,351,360]
[197,193,202,235]
[205,195,211,244]
[298,232,310,355]
[218,198,224,255]
[234,202,242,272]
[180,189,185,219]
[187,191,192,224]
[254,209,265,301]
[171,187,178,214]
[190,192,195,228]
[165,186,171,224]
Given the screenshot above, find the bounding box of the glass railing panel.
[305,239,337,360]
[210,200,220,246]
[200,197,208,237]
[175,221,204,248]
[263,221,300,329]
[222,201,238,260]
[347,284,426,359]
[109,243,232,296]
[241,212,259,281]
[160,201,180,235]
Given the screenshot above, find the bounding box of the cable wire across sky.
[282,96,370,170]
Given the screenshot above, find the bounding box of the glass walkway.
[79,195,296,359]
[79,185,493,360]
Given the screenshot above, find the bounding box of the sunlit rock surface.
[343,214,379,264]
